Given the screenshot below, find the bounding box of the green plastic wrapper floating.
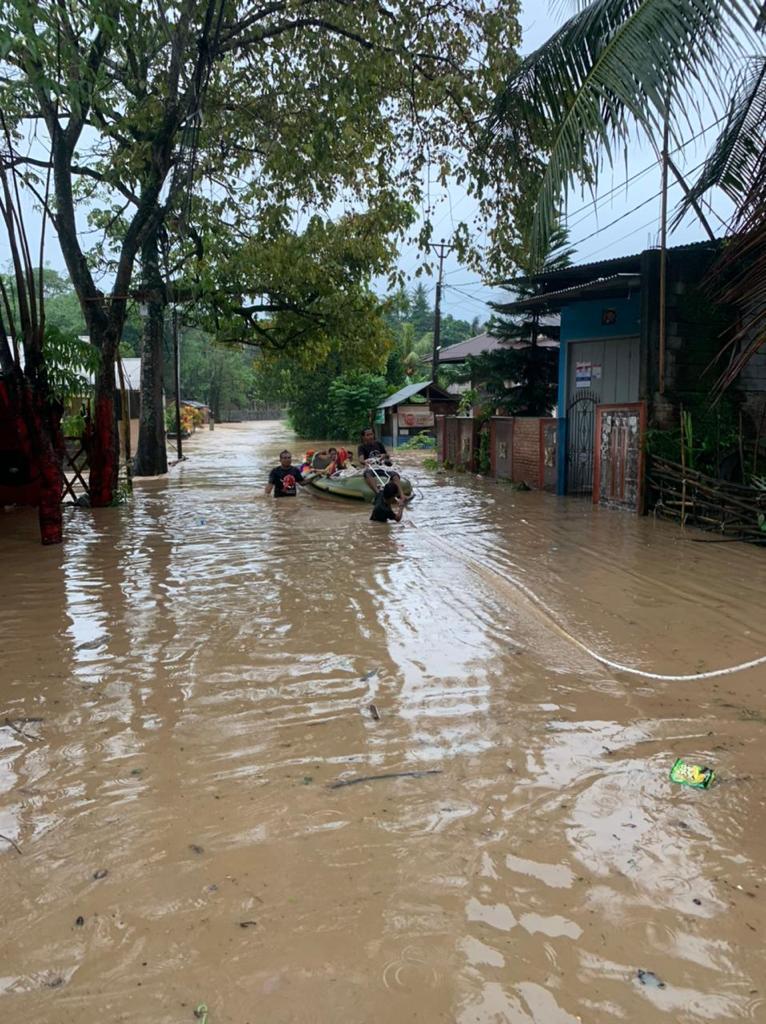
[669,758,715,789]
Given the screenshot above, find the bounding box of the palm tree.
[489,0,765,390]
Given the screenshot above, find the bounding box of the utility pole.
[430,239,453,384]
[172,306,183,460]
[658,96,671,396]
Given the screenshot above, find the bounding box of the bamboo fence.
[647,456,766,543]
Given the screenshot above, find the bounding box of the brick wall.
[511,418,541,485]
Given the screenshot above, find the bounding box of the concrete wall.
[488,416,559,490]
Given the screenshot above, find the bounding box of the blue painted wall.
[556,294,642,495]
[560,295,641,342]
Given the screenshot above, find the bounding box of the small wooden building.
[378,380,458,448]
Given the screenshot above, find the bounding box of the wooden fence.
[647,456,766,543]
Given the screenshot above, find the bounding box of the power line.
[564,114,727,231]
[576,215,660,263]
[446,284,494,310]
[567,157,708,251]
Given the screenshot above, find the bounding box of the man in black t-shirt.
[265,450,305,497]
[357,427,391,465]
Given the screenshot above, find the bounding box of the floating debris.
[670,759,715,789]
[328,769,442,790]
[0,833,22,854]
[637,969,665,989]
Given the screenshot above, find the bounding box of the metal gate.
[566,390,598,495]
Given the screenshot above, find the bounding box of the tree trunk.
[4,375,64,544]
[36,410,64,544]
[134,232,168,476]
[89,344,120,506]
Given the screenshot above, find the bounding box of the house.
[506,240,765,507]
[377,380,458,448]
[431,325,561,408]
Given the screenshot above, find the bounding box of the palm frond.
[488,0,758,257]
[710,147,766,393]
[672,56,766,228]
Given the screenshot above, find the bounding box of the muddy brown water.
[1,421,765,1024]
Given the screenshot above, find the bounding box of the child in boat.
[370,481,403,523]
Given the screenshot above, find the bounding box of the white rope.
[417,526,766,682]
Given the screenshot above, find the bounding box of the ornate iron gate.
[566,390,598,495]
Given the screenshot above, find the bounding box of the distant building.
[377,380,458,448]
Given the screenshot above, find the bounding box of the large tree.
[1,0,524,505]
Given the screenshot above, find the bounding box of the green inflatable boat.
[304,466,412,503]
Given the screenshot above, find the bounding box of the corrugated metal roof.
[499,239,721,288]
[505,273,641,312]
[378,380,454,408]
[379,380,433,408]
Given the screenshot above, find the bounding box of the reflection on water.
[1,421,765,1023]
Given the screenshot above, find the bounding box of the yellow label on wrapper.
[670,758,715,789]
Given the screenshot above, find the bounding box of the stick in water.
[328,769,442,789]
[0,833,22,854]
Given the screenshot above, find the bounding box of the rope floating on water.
[417,527,766,682]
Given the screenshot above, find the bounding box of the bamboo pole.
[658,102,670,396]
[679,404,687,528]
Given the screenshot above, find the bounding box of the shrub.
[396,433,436,450]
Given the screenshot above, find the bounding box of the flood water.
[2,421,765,1024]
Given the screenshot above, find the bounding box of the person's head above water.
[328,447,338,458]
[361,427,376,444]
[279,450,292,466]
[382,481,398,502]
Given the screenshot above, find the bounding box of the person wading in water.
[264,450,305,497]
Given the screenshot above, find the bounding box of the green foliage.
[193,207,408,368]
[466,344,558,417]
[43,325,100,402]
[268,349,388,439]
[644,399,741,475]
[423,456,440,470]
[478,428,491,475]
[409,283,434,338]
[396,433,437,450]
[380,283,477,387]
[61,413,85,438]
[179,331,257,420]
[458,388,479,415]
[327,372,389,440]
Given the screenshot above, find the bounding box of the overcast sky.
[3,1,734,327]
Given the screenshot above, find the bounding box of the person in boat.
[265,450,305,497]
[358,427,394,496]
[370,480,403,523]
[299,449,315,474]
[310,449,334,471]
[331,446,352,471]
[358,427,391,466]
[357,428,411,501]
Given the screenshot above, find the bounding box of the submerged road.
[1,421,765,1023]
